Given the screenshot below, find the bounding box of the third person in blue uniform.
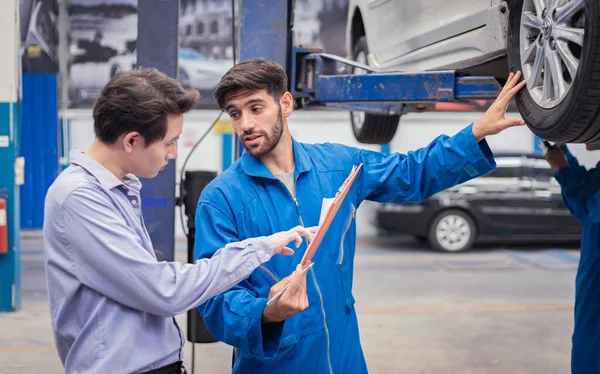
[545,142,600,374]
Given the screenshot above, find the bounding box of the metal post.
[236,0,294,161]
[239,0,293,70]
[0,0,22,312]
[136,0,180,262]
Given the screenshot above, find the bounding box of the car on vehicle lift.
[346,0,596,145]
[375,153,582,252]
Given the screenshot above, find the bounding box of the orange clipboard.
[300,163,363,267]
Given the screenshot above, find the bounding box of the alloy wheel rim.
[520,0,585,108]
[435,215,471,251]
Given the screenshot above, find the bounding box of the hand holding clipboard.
[266,164,363,307]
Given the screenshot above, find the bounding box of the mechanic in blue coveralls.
[194,58,526,373]
[544,142,600,374]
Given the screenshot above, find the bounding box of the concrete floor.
[0,235,579,374]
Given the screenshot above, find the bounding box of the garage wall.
[62,108,537,242]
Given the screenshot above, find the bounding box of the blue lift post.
[0,0,22,312]
[239,0,504,121]
[137,0,180,262]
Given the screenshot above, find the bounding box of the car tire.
[427,210,476,253]
[508,0,600,143]
[350,36,400,144]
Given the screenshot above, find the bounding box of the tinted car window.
[486,166,521,179]
[531,166,555,181]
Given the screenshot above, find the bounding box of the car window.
[180,49,208,61]
[531,166,556,181]
[485,166,522,179]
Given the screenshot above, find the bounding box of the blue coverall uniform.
[194,124,496,373]
[555,146,600,374]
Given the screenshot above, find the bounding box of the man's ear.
[122,132,142,153]
[280,92,294,118]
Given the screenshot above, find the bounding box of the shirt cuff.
[555,165,577,184]
[455,124,497,177]
[250,236,276,263]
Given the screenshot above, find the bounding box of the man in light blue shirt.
[43,68,314,374]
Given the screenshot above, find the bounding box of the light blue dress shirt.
[42,150,275,374]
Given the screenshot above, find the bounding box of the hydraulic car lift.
[240,0,503,121]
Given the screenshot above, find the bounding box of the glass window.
[531,166,556,181]
[486,166,521,179]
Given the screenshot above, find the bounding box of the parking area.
[0,234,578,374]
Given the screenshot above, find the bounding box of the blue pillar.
[0,0,22,312]
[238,0,292,160]
[20,73,60,229]
[239,0,293,74]
[137,0,180,262]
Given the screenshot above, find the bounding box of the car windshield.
[179,49,208,61]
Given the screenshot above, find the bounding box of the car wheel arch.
[350,7,365,50]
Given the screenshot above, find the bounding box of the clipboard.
[299,163,363,267]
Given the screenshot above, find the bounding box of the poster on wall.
[20,0,59,73]
[177,0,349,108]
[178,0,236,108]
[67,0,138,107]
[65,0,350,108]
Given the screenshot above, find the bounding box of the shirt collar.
[240,137,313,179]
[69,150,142,192]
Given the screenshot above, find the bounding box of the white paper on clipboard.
[318,198,335,226]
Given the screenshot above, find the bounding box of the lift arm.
[239,0,503,117]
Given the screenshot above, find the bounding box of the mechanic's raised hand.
[543,143,569,172]
[268,226,317,256]
[262,264,309,323]
[472,71,527,142]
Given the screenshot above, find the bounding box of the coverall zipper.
[280,176,334,374]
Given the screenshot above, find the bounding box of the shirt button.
[264,253,271,260]
[131,200,137,205]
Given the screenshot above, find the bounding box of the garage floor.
[1,234,579,374]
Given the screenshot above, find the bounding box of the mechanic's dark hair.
[214,58,288,110]
[93,68,200,146]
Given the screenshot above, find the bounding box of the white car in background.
[108,47,231,93]
[177,48,233,92]
[346,0,596,145]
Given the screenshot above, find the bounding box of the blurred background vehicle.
[376,152,582,252]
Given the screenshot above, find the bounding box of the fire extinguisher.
[0,197,7,255]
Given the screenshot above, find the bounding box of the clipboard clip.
[335,164,362,196]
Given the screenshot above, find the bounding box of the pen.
[266,262,315,307]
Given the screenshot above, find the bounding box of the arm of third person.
[547,145,592,224]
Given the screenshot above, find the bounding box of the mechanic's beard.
[243,108,284,158]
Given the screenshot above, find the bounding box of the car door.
[524,159,583,236]
[463,158,541,236]
[365,0,492,65]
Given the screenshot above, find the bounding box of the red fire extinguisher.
[0,197,7,255]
